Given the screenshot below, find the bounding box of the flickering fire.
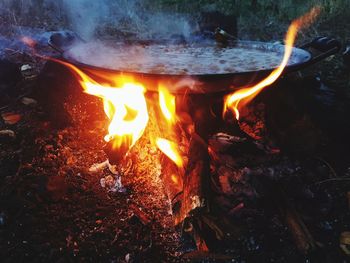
[156,85,184,167]
[96,83,149,149]
[49,59,149,153]
[45,58,184,166]
[224,6,320,120]
[22,7,319,168]
[156,138,183,168]
[47,57,184,165]
[159,85,176,124]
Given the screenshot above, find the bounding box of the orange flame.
[49,58,149,152]
[156,138,183,167]
[171,174,179,185]
[48,58,183,166]
[224,7,320,120]
[156,84,183,167]
[159,85,176,124]
[97,83,149,149]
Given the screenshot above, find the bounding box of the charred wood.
[262,179,317,254]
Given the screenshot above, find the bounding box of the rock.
[125,253,131,263]
[21,97,37,106]
[0,129,15,139]
[20,64,32,71]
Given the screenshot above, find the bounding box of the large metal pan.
[49,33,341,94]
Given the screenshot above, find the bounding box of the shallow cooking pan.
[49,33,341,94]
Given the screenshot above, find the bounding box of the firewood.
[129,203,152,225]
[173,133,210,225]
[266,180,317,254]
[284,206,317,253]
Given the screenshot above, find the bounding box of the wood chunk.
[340,231,350,255]
[174,134,210,225]
[129,203,151,225]
[1,112,21,125]
[285,208,317,253]
[271,181,317,254]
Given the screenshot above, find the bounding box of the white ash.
[89,159,127,192]
[100,175,126,193]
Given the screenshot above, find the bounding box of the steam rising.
[0,0,196,41]
[62,0,108,40]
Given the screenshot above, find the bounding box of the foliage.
[151,0,350,18]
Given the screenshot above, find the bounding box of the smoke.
[0,0,197,41]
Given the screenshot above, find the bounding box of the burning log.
[165,94,218,226]
[104,137,132,165]
[173,133,210,224]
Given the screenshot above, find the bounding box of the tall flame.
[159,85,176,124]
[49,58,183,166]
[156,138,183,167]
[156,85,183,167]
[224,7,320,120]
[49,59,149,152]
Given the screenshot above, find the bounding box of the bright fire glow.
[159,85,176,123]
[93,83,149,146]
[22,7,319,168]
[50,58,183,166]
[49,59,149,152]
[156,138,183,167]
[171,174,179,185]
[157,84,183,167]
[224,7,320,120]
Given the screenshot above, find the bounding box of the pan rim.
[61,40,312,78]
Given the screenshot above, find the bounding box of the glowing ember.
[21,36,36,48]
[159,85,176,124]
[156,138,183,168]
[171,174,179,185]
[224,6,320,120]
